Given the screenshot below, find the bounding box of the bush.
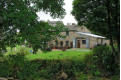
[0,53,25,78]
[0,54,87,80]
[0,60,11,77]
[92,45,119,75]
[17,61,41,80]
[0,53,42,79]
[16,46,30,55]
[46,47,52,51]
[6,46,31,55]
[1,49,119,80]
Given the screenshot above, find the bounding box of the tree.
[0,0,65,52]
[26,21,67,53]
[72,0,120,53]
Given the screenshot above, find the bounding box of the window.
[66,31,69,36]
[55,40,58,46]
[66,41,69,46]
[60,41,63,47]
[82,40,86,44]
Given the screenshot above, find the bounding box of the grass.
[26,49,91,61]
[5,46,92,61]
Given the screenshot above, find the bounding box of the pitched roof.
[66,24,77,30]
[76,32,105,38]
[48,21,90,32]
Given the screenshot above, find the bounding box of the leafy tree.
[0,0,65,52]
[26,21,67,53]
[72,0,120,53]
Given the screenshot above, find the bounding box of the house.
[48,21,109,49]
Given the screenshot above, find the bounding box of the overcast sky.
[37,0,77,25]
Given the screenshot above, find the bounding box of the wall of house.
[77,26,91,33]
[89,37,110,48]
[80,39,87,48]
[51,31,90,49]
[56,31,80,48]
[89,37,97,48]
[48,25,109,49]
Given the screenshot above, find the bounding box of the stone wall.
[48,25,109,49]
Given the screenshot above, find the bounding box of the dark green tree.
[26,21,66,53]
[72,0,120,53]
[0,0,65,52]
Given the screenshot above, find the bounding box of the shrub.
[0,52,4,61]
[6,46,31,55]
[0,53,25,78]
[17,61,41,80]
[0,53,3,57]
[92,45,119,75]
[0,60,11,77]
[16,46,30,55]
[0,53,42,79]
[46,47,52,51]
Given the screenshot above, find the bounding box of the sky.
[37,0,77,25]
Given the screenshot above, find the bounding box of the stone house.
[48,21,109,49]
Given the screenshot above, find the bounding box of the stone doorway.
[77,40,81,48]
[70,42,73,48]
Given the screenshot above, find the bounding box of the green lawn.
[26,49,91,61]
[5,46,92,61]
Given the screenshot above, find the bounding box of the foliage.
[111,75,120,80]
[0,0,65,52]
[0,53,41,79]
[25,21,66,53]
[6,46,31,55]
[0,49,119,80]
[72,0,119,39]
[72,0,120,52]
[92,45,119,75]
[0,53,86,80]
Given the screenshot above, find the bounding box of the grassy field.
[6,46,92,61]
[26,49,91,61]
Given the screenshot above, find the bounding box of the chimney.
[72,23,75,25]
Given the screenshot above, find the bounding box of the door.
[77,40,80,48]
[86,38,89,48]
[73,39,76,48]
[70,42,73,48]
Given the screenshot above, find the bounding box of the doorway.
[70,42,73,48]
[77,40,80,48]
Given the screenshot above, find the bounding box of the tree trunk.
[114,0,120,53]
[106,0,116,54]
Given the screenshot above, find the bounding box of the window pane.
[55,40,58,46]
[82,40,86,44]
[66,41,69,46]
[66,31,69,36]
[60,41,63,47]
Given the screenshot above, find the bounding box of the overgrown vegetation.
[92,45,119,75]
[0,51,87,80]
[0,0,66,53]
[0,47,119,80]
[72,0,120,78]
[72,0,120,53]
